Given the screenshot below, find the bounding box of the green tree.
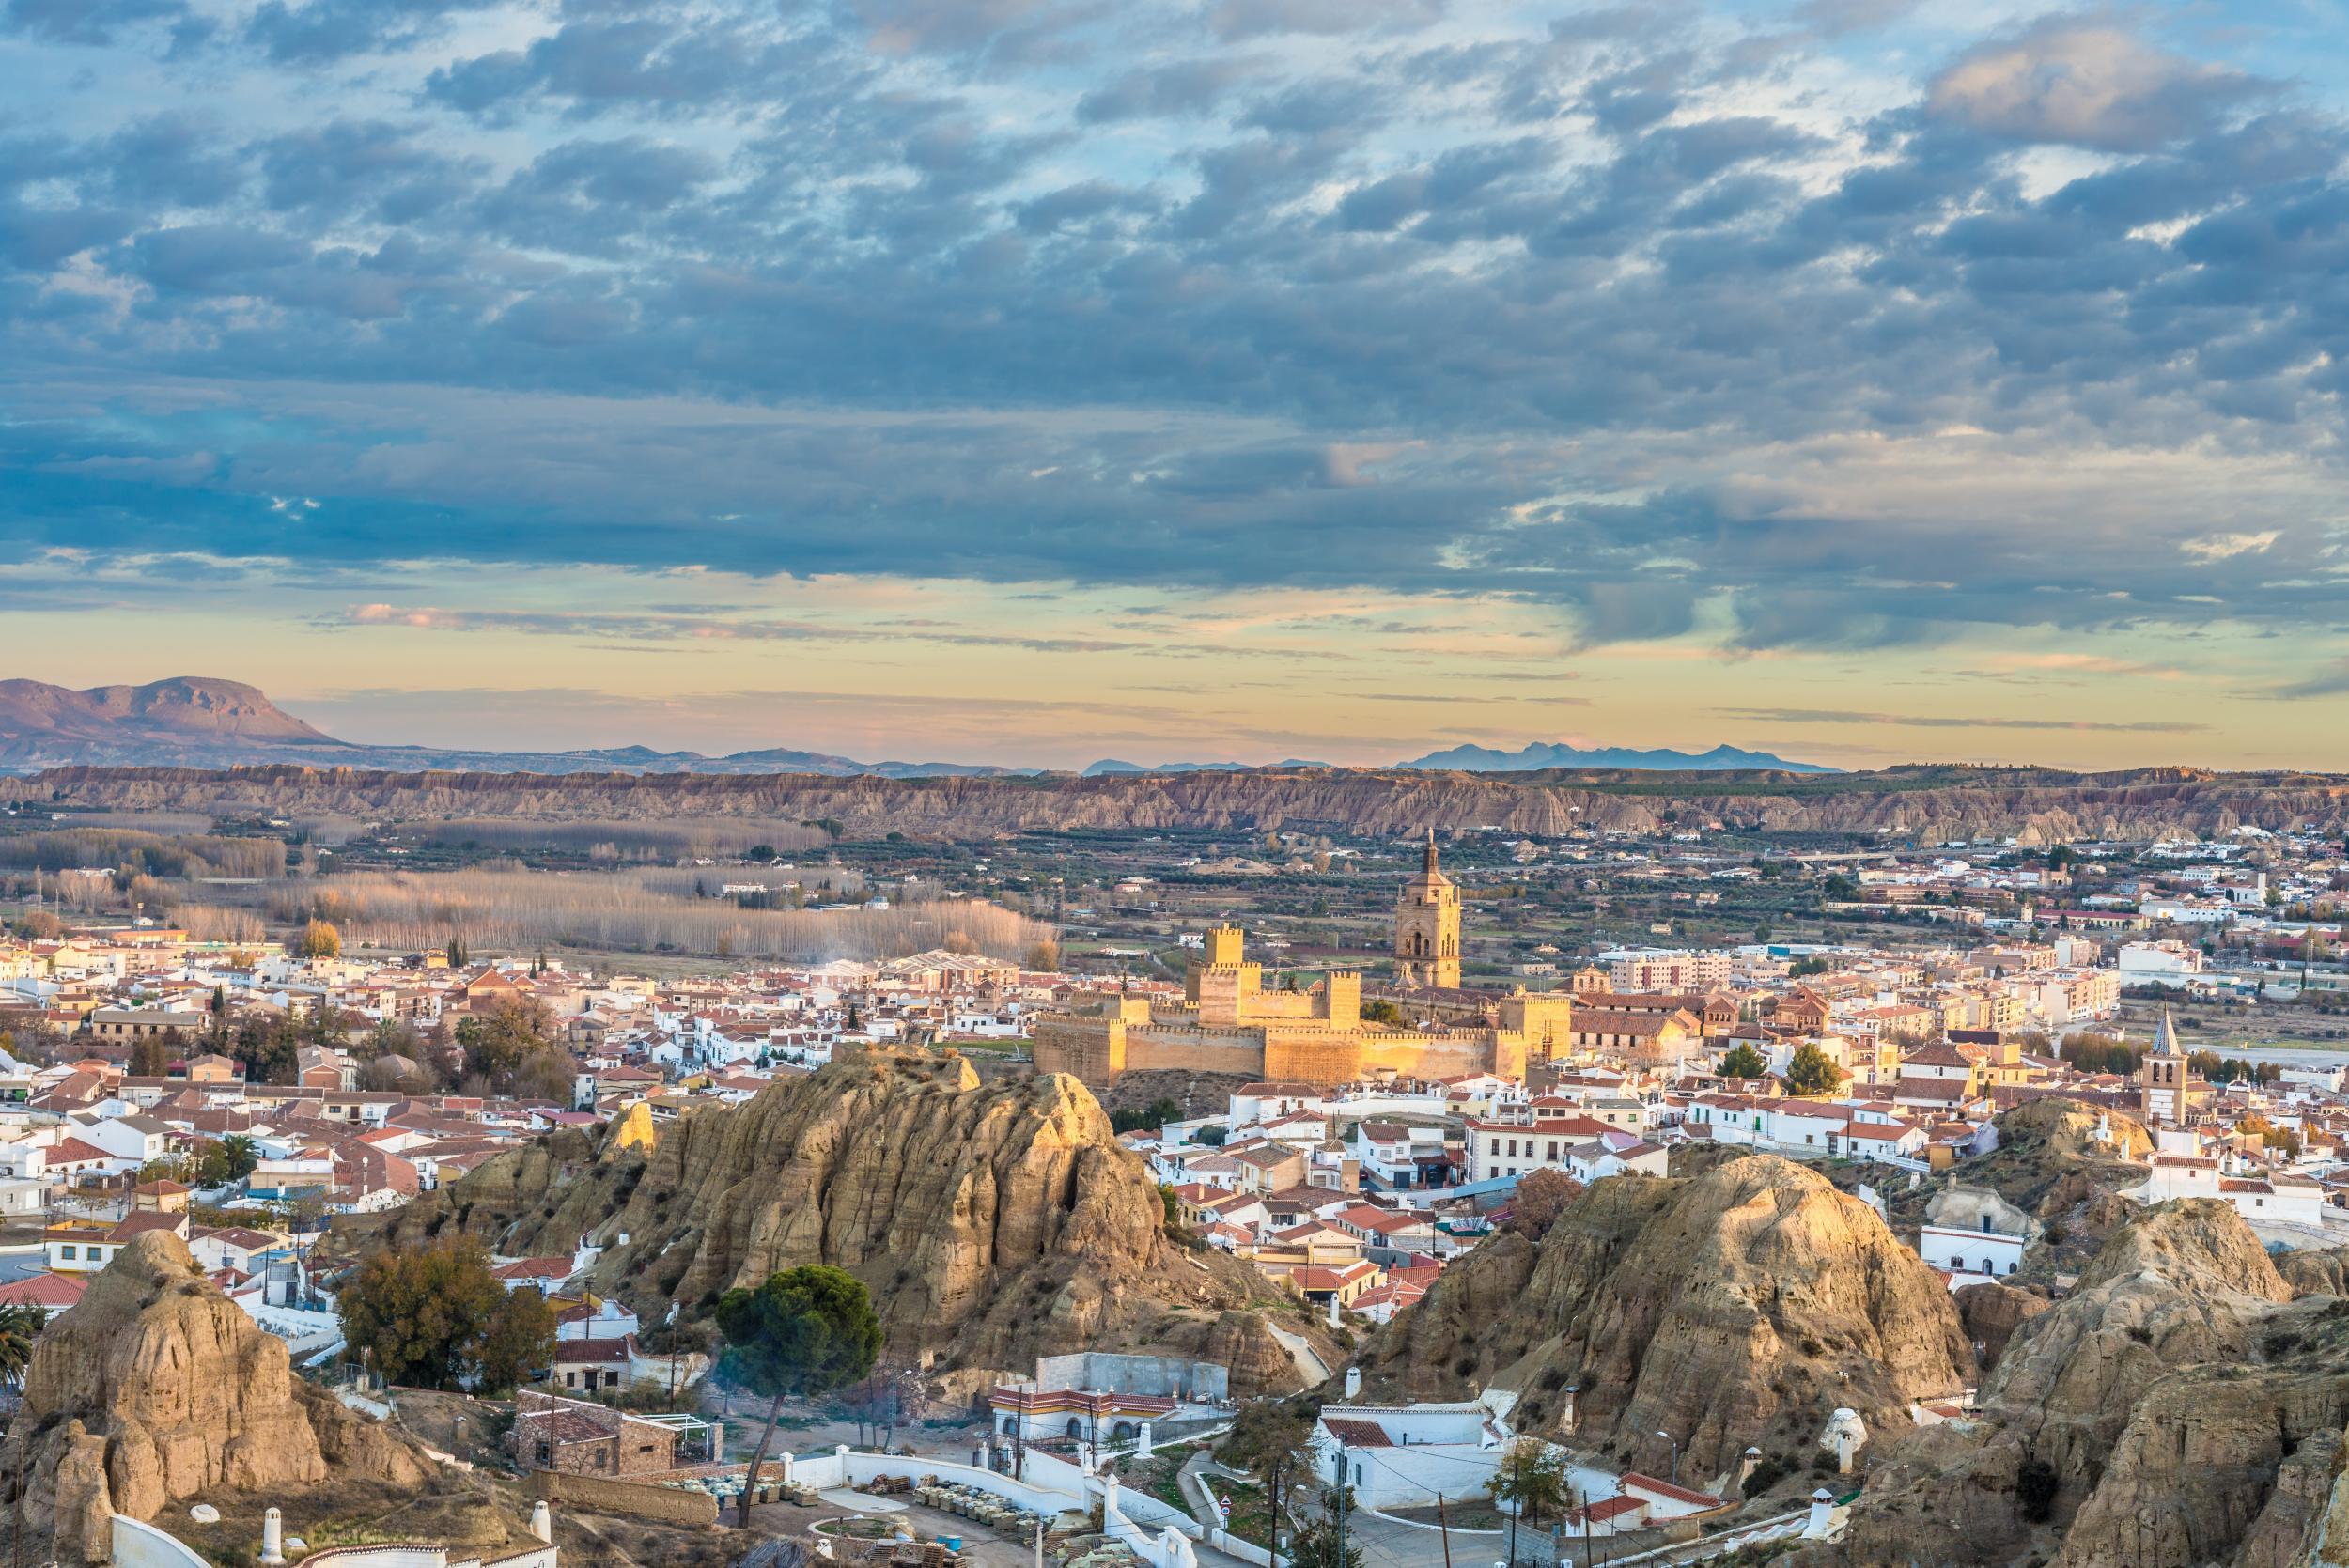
[715,1265,884,1527]
[1111,1096,1182,1135]
[129,1032,172,1078]
[457,996,558,1090]
[1491,1437,1569,1529]
[298,919,342,959]
[472,1286,560,1394]
[1288,1498,1363,1568]
[196,1133,260,1187]
[338,1235,554,1394]
[1219,1402,1316,1549]
[1719,1043,1767,1080]
[1783,1043,1846,1097]
[0,1301,46,1387]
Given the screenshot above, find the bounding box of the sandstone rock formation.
[8,1231,430,1563]
[359,1049,1301,1390]
[1840,1200,2349,1568]
[1954,1280,2051,1371]
[21,761,2349,843]
[1864,1097,2154,1284]
[2281,1246,2349,1298]
[1356,1155,1971,1486]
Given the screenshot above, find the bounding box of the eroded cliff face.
[10,1232,430,1563]
[21,763,2349,841]
[360,1050,1299,1389]
[1358,1156,1970,1487]
[1840,1200,2349,1568]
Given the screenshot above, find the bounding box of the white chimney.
[260,1508,286,1567]
[1344,1367,1362,1400]
[529,1502,552,1545]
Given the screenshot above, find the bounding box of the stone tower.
[1393,828,1462,989]
[2139,1009,2192,1125]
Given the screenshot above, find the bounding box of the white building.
[2118,941,2204,986]
[1917,1222,2029,1283]
[2131,1154,2329,1232]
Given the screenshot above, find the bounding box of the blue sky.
[4,0,2348,768]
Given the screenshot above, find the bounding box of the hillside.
[8,1230,438,1564]
[1353,1156,1971,1488]
[347,1049,1310,1396]
[18,759,2349,842]
[1839,1200,2349,1568]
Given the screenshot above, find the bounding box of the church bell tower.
[1393,828,1462,989]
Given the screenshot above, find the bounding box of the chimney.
[260,1508,286,1567]
[1737,1448,1762,1491]
[1804,1489,1837,1540]
[1344,1367,1362,1400]
[529,1502,553,1545]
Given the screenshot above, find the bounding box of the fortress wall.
[1034,1015,1124,1080]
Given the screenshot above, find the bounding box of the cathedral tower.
[1394,828,1462,989]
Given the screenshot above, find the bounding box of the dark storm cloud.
[3,0,2344,655]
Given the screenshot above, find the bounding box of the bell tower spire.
[1395,827,1462,989]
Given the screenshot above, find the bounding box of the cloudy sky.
[5,0,2348,769]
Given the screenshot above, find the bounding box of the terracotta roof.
[1621,1472,1726,1509]
[1319,1417,1392,1447]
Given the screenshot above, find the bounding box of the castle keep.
[1034,838,1569,1088]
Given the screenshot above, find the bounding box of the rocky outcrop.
[358,1048,1295,1387]
[2282,1247,2349,1299]
[1956,1281,2052,1371]
[1840,1201,2349,1568]
[19,762,2349,842]
[1357,1156,1970,1485]
[8,1232,430,1562]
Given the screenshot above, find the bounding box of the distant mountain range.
[1394,740,1835,773]
[0,676,1832,777]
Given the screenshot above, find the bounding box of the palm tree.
[0,1302,49,1387]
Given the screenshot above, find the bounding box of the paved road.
[1263,1323,1330,1386]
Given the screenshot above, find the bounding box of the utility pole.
[1506,1447,1520,1568]
[1335,1436,1348,1568]
[1436,1493,1454,1568]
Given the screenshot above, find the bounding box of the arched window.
[1066,1418,1084,1439]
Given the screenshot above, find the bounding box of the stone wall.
[1034,1015,1125,1080]
[534,1467,720,1528]
[1033,1352,1228,1402]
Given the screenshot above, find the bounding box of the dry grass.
[240,866,1050,962]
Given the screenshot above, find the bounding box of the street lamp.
[1656,1431,1679,1485]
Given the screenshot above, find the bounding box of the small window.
[59,1245,75,1260]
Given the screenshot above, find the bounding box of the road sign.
[1219,1498,1232,1517]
